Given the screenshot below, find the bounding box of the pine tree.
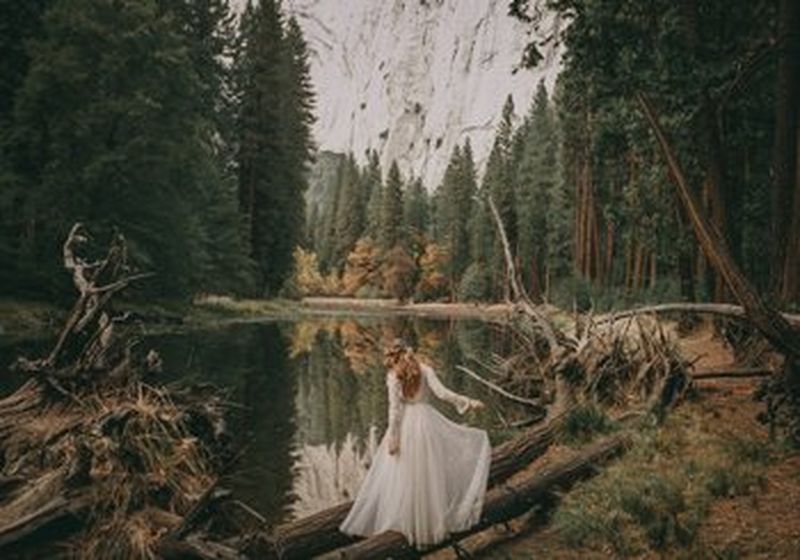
[436,141,477,294]
[515,81,556,298]
[363,150,383,239]
[379,161,404,250]
[403,176,429,238]
[236,0,315,295]
[177,0,256,294]
[333,155,366,268]
[478,95,518,299]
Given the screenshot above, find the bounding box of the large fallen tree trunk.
[594,302,800,328]
[319,433,630,560]
[259,418,563,559]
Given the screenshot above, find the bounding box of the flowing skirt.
[340,402,491,546]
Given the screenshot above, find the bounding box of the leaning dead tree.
[637,92,800,443]
[0,225,244,558]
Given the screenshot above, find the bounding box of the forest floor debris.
[458,323,800,559]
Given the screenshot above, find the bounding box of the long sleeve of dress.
[422,363,477,415]
[386,373,405,448]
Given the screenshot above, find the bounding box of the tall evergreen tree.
[4,0,226,298]
[515,81,556,298]
[379,161,404,250]
[403,176,429,238]
[363,150,383,239]
[479,95,518,299]
[236,0,315,295]
[436,141,477,292]
[176,0,256,294]
[333,155,366,267]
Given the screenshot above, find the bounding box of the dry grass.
[0,381,221,559]
[193,294,290,316]
[67,383,217,559]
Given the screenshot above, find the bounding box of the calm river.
[0,315,519,528]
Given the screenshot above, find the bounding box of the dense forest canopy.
[0,0,314,300]
[0,0,797,312]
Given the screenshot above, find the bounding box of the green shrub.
[560,404,618,445]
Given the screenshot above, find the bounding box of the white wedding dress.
[340,362,491,546]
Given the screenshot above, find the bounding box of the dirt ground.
[429,321,800,559]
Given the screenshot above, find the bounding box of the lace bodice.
[386,363,478,447]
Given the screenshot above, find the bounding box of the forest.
[2,1,798,314]
[1,0,313,301]
[0,0,799,558]
[303,0,799,312]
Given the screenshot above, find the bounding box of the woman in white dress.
[340,339,491,547]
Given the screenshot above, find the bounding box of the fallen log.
[693,367,775,380]
[319,433,630,560]
[261,417,562,559]
[594,302,800,328]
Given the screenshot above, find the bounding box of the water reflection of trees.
[285,317,505,517]
[146,323,298,527]
[136,317,506,523]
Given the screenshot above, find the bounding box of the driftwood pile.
[474,196,693,421]
[0,225,242,558]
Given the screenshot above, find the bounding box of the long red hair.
[384,340,422,399]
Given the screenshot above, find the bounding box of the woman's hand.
[388,437,400,456]
[470,399,486,411]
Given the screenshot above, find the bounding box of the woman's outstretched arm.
[422,363,483,415]
[386,373,404,455]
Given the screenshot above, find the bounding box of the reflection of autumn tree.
[295,330,378,447]
[338,320,379,374]
[289,320,327,358]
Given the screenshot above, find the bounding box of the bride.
[340,339,491,547]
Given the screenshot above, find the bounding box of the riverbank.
[0,295,517,341]
[446,325,800,559]
[0,299,65,341]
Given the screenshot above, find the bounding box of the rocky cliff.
[283,0,562,188]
